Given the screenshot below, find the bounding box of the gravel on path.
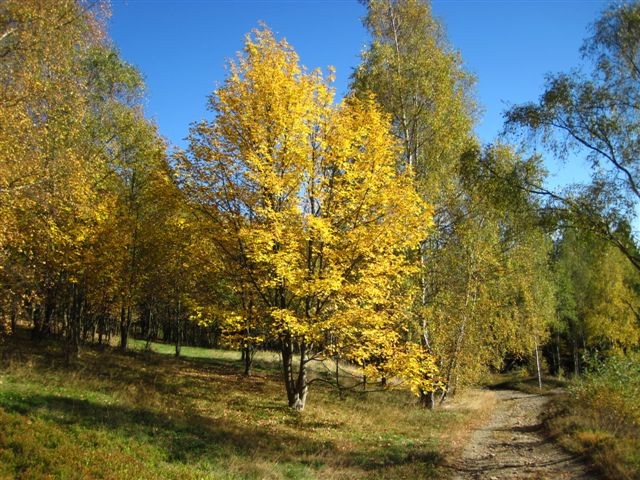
[450,389,596,480]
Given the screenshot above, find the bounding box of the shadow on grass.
[488,375,568,393]
[350,446,442,474]
[0,391,329,464]
[0,391,444,474]
[0,330,446,476]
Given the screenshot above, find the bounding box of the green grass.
[0,331,488,479]
[129,338,283,374]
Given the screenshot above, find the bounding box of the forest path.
[449,388,596,480]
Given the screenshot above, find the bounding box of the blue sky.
[109,0,609,187]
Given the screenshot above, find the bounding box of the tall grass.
[548,353,640,480]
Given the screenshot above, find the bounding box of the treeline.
[0,0,217,359]
[1,0,639,411]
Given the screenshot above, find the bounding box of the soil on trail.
[450,389,596,480]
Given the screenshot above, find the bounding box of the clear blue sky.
[109,0,609,186]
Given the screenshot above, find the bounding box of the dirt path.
[450,389,596,480]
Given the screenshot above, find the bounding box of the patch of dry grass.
[543,355,640,480]
[546,394,638,480]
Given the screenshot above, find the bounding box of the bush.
[554,352,640,479]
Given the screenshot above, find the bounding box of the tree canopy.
[505,1,640,271]
[177,28,437,410]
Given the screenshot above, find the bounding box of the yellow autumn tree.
[0,0,176,360]
[0,0,110,347]
[179,27,435,410]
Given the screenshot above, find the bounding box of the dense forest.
[1,1,639,478]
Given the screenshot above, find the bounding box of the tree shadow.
[0,391,331,464]
[1,330,447,476]
[488,375,568,393]
[2,391,445,473]
[350,446,442,471]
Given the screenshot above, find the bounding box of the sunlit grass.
[0,330,490,479]
[129,338,282,369]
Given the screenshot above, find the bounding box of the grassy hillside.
[0,331,491,479]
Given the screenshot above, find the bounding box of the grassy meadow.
[0,330,492,480]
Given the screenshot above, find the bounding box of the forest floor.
[449,386,597,480]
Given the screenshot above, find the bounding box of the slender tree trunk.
[97,314,104,346]
[242,345,253,376]
[119,305,131,351]
[386,0,414,168]
[419,241,437,409]
[535,340,542,390]
[175,299,181,357]
[30,304,39,339]
[89,315,97,344]
[43,294,54,336]
[9,300,17,334]
[65,284,81,365]
[293,341,308,410]
[0,307,6,338]
[145,310,154,350]
[556,332,562,376]
[281,334,295,405]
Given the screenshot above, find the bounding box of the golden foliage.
[180,27,438,402]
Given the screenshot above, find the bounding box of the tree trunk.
[281,334,308,411]
[29,303,39,339]
[0,307,6,338]
[175,299,181,357]
[97,314,104,346]
[535,340,542,390]
[145,310,154,350]
[439,385,450,406]
[64,285,81,365]
[421,390,436,409]
[42,295,54,336]
[556,332,562,376]
[10,300,17,334]
[119,305,131,351]
[242,345,254,376]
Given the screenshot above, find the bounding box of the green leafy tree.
[552,229,640,374]
[505,1,640,272]
[353,0,555,406]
